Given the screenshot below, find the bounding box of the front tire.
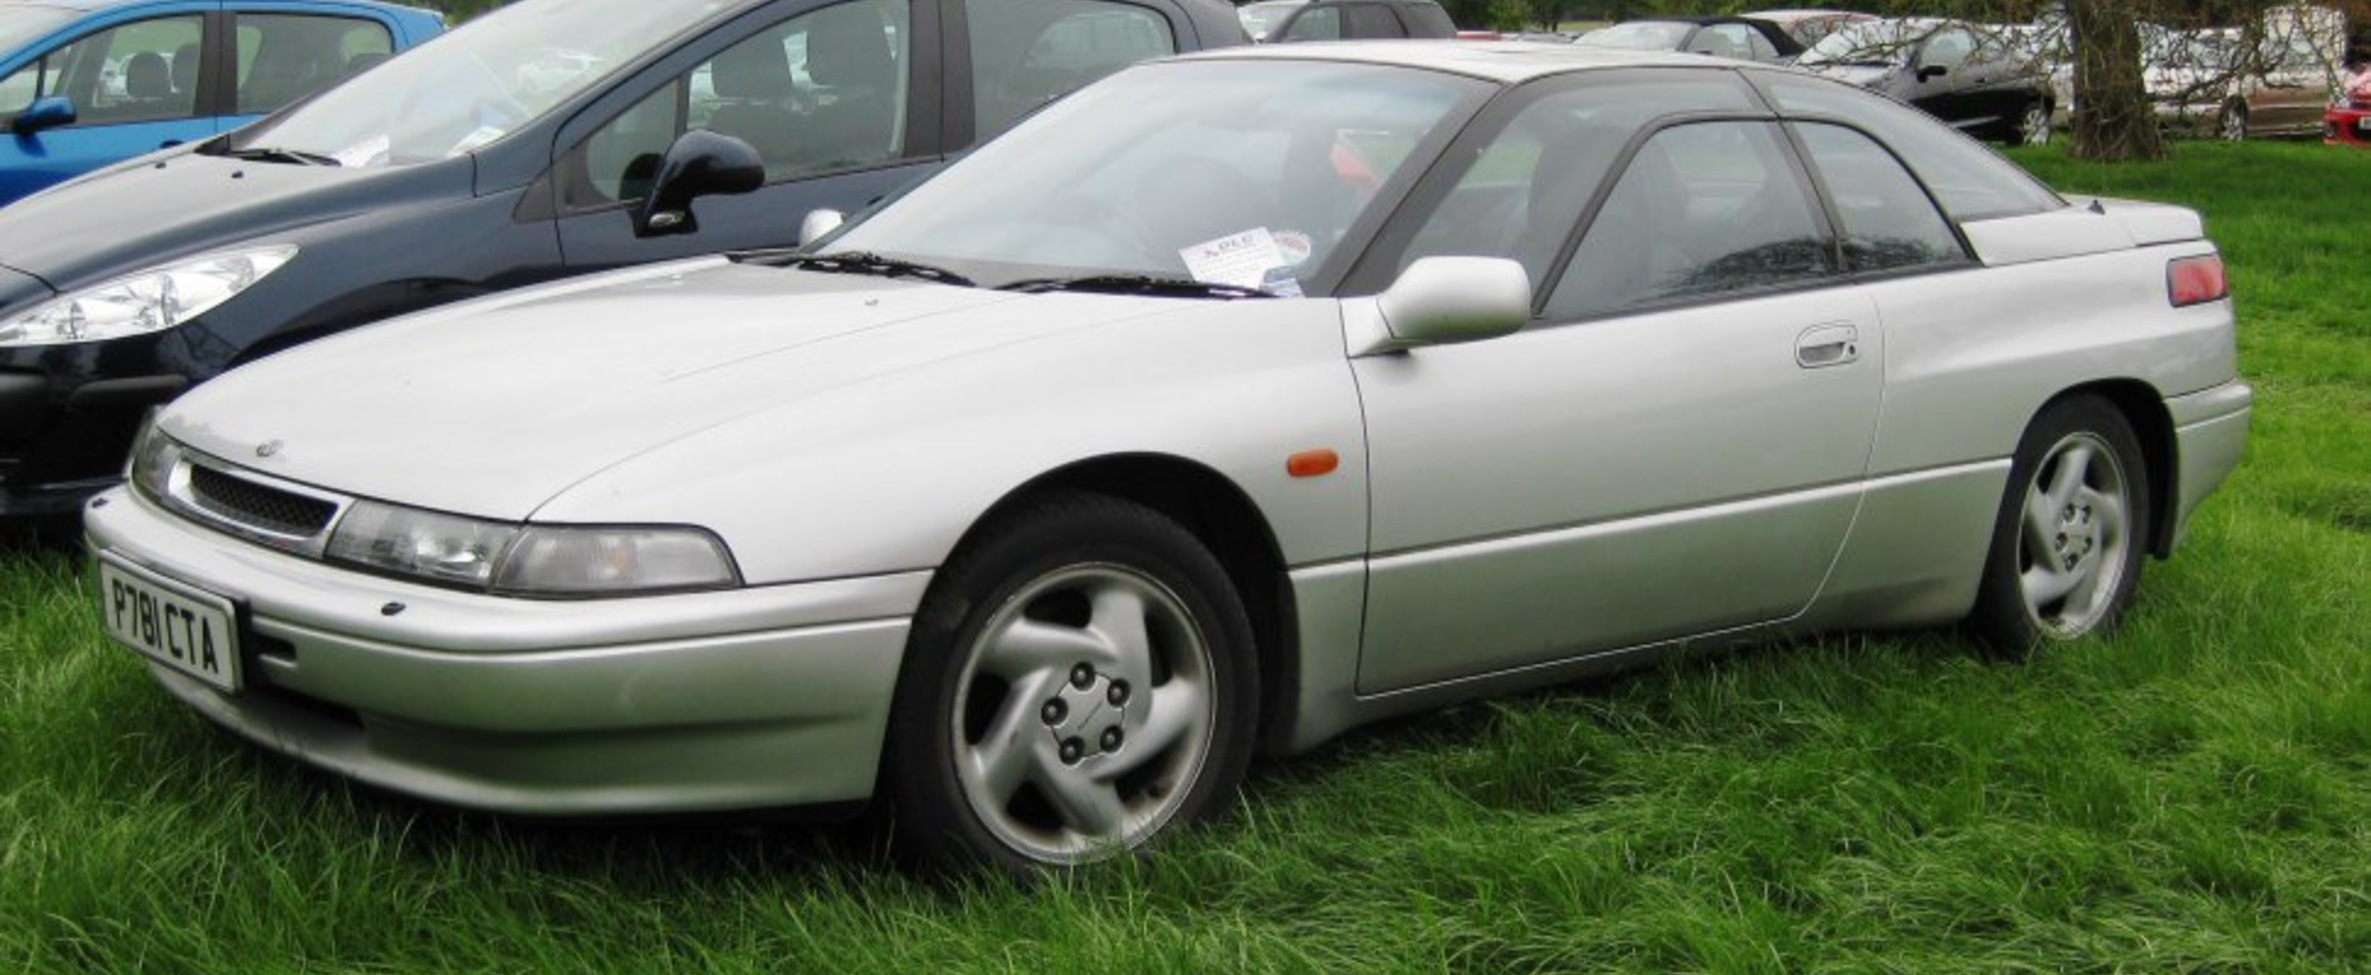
[1968,396,2152,649]
[884,492,1257,873]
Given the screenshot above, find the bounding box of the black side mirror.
[634,129,765,238]
[1916,64,1949,81]
[10,96,76,136]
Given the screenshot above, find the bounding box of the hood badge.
[256,440,284,459]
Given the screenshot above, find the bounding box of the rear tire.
[1968,396,2152,650]
[2218,102,2249,141]
[883,492,1257,874]
[2017,100,2053,146]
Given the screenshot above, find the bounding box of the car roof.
[1171,39,1718,82]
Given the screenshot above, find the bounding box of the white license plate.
[98,554,242,693]
[2357,117,2371,133]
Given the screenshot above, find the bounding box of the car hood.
[161,259,1184,520]
[0,262,49,309]
[0,149,467,292]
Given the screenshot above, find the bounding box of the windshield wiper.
[209,145,342,166]
[749,250,975,287]
[998,274,1276,300]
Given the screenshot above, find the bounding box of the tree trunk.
[2067,0,2167,160]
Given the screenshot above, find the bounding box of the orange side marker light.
[1287,449,1339,478]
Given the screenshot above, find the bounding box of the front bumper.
[85,486,928,815]
[2326,105,2371,146]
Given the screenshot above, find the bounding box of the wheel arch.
[2032,379,2179,558]
[957,453,1302,755]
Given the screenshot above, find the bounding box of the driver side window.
[561,0,911,212]
[0,16,204,126]
[1918,28,1975,72]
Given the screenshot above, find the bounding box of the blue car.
[0,0,443,205]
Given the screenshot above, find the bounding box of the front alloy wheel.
[886,492,1256,872]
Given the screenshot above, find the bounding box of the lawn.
[3,141,2366,974]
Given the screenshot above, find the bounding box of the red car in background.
[2328,67,2371,145]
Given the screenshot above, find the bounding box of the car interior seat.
[700,37,802,172]
[1541,137,1686,319]
[797,4,900,171]
[344,51,390,79]
[123,51,174,110]
[171,42,200,98]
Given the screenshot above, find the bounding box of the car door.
[0,4,220,202]
[551,0,945,270]
[1346,79,1882,693]
[1908,25,1981,126]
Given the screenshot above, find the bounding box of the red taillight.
[2168,255,2228,307]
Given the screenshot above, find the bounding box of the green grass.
[5,141,2368,974]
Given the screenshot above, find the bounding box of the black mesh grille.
[187,465,336,537]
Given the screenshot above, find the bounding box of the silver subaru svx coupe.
[85,43,2250,872]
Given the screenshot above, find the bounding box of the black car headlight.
[0,245,296,347]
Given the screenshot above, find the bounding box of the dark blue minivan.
[0,0,444,205]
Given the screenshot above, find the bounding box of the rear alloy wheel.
[1969,397,2152,649]
[2018,101,2053,146]
[2218,102,2249,141]
[885,493,1256,872]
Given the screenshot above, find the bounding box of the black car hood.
[0,149,474,293]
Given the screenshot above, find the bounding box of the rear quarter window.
[1757,72,2062,222]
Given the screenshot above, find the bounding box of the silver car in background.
[86,44,2250,873]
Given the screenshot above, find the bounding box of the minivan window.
[969,0,1174,136]
[235,14,395,114]
[228,0,734,167]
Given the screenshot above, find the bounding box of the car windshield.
[222,0,732,167]
[1798,20,1930,67]
[1578,22,1694,51]
[822,59,1484,293]
[0,7,74,55]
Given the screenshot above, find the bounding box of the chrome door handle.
[1795,324,1860,369]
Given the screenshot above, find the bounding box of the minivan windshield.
[0,7,75,57]
[224,0,731,167]
[822,59,1483,293]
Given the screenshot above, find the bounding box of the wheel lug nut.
[1106,681,1130,706]
[1041,700,1067,726]
[1101,726,1124,751]
[1070,664,1095,689]
[1060,738,1085,764]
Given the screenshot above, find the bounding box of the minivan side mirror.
[1348,257,1530,356]
[634,129,765,238]
[11,96,76,136]
[798,209,844,246]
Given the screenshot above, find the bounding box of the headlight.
[0,245,297,347]
[125,412,181,501]
[325,500,739,596]
[495,527,740,595]
[327,501,519,589]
